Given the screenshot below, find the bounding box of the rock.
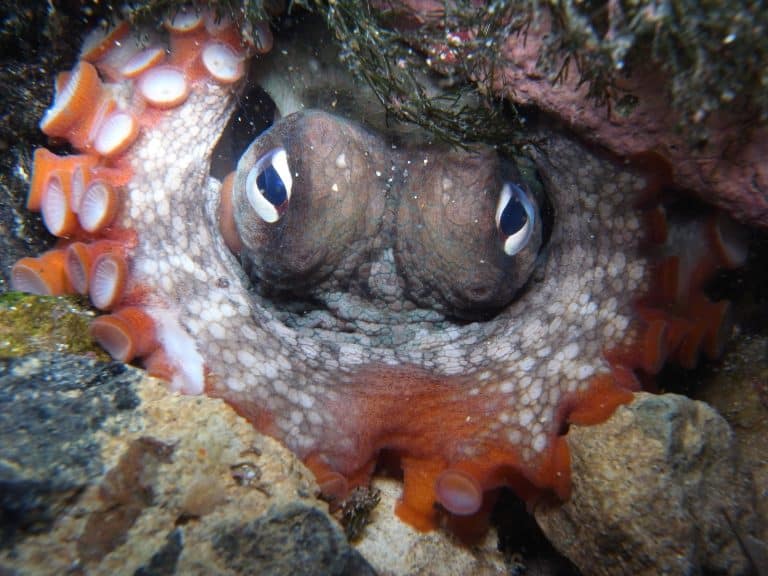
[695,335,768,548]
[0,352,374,576]
[486,15,767,229]
[353,478,509,576]
[369,2,768,229]
[211,503,375,576]
[534,392,758,576]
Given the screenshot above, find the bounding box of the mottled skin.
[15,10,659,527]
[119,68,646,506]
[233,111,543,319]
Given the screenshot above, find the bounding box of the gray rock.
[0,353,142,548]
[535,392,758,575]
[696,334,768,549]
[212,502,374,576]
[0,352,375,576]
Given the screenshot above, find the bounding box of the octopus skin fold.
[11,6,749,533]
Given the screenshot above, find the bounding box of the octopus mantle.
[10,7,747,531]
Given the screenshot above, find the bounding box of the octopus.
[10,5,749,532]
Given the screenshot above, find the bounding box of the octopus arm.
[11,5,748,533]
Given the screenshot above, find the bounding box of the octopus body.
[11,7,748,530]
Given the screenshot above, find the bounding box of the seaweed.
[315,0,529,152]
[304,0,767,146]
[540,0,768,134]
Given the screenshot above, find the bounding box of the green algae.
[0,292,107,359]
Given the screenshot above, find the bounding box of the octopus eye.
[245,147,293,223]
[495,182,537,256]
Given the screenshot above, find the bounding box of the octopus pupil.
[257,163,287,206]
[499,191,528,236]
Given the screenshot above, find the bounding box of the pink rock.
[377,3,768,228]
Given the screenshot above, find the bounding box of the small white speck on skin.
[219,303,235,317]
[563,342,579,360]
[499,380,515,394]
[193,268,208,283]
[209,322,225,339]
[275,354,292,371]
[199,306,216,323]
[261,362,278,379]
[548,317,563,334]
[272,378,289,397]
[519,357,535,372]
[236,349,257,367]
[582,301,598,315]
[137,258,158,276]
[160,274,173,293]
[547,302,565,315]
[226,377,245,392]
[576,364,596,380]
[181,254,195,273]
[185,317,201,335]
[297,391,314,410]
[157,200,170,217]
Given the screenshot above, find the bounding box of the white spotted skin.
[115,59,647,476]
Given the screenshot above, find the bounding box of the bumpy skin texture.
[232,111,542,319]
[218,110,650,527]
[132,102,649,521]
[13,7,742,531]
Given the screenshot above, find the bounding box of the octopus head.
[227,110,545,321]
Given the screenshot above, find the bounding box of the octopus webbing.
[10,7,749,531]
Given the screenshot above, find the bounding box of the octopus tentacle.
[11,6,746,534]
[12,9,257,390]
